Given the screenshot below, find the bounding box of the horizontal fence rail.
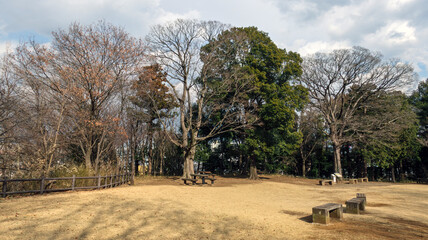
[0,173,132,198]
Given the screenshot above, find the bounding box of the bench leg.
[346,202,360,214]
[330,206,343,219]
[313,208,329,224]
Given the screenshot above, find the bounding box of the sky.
[0,0,427,90]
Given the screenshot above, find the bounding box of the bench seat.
[358,177,369,183]
[312,203,343,224]
[205,177,216,184]
[348,179,358,184]
[319,180,334,185]
[346,197,365,214]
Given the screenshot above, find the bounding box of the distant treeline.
[0,19,426,181]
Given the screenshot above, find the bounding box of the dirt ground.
[1,175,427,240]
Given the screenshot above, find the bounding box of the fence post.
[72,175,76,191]
[110,175,113,188]
[104,176,107,188]
[97,175,101,189]
[40,177,45,194]
[2,178,7,198]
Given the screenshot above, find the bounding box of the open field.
[1,175,427,239]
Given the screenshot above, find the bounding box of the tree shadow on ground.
[0,192,274,240]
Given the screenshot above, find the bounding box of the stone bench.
[319,180,334,186]
[312,203,343,224]
[346,198,365,214]
[356,193,367,204]
[348,179,358,184]
[358,177,369,183]
[182,178,198,185]
[346,193,367,214]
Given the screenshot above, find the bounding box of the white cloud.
[297,41,352,56]
[0,0,427,84]
[155,10,201,24]
[0,41,18,56]
[386,0,415,10]
[364,20,417,46]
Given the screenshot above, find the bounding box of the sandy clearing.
[0,176,427,239]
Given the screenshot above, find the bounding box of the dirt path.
[1,176,427,239]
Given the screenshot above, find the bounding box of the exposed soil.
[1,175,427,239]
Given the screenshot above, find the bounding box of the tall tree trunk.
[333,142,342,175]
[239,153,243,174]
[130,140,135,185]
[391,165,396,183]
[84,147,92,170]
[363,157,368,178]
[249,158,259,180]
[399,159,405,181]
[182,150,195,178]
[148,133,153,176]
[302,156,306,177]
[159,149,164,176]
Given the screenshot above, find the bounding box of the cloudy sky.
[0,0,427,89]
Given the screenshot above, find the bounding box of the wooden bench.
[182,178,198,185]
[312,203,343,224]
[191,173,216,185]
[205,177,216,184]
[358,177,369,183]
[319,180,334,185]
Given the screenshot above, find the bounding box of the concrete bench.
[358,177,369,183]
[348,179,358,184]
[346,198,365,214]
[182,178,198,185]
[312,203,343,224]
[319,180,334,186]
[356,193,367,204]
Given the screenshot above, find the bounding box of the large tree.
[204,26,307,179]
[300,46,414,175]
[410,78,428,147]
[350,90,419,179]
[129,64,177,176]
[12,21,146,174]
[146,19,255,178]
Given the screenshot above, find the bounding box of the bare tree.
[11,21,146,175]
[146,19,255,178]
[300,46,414,175]
[298,106,325,177]
[0,54,22,177]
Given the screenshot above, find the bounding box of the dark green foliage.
[199,27,308,176]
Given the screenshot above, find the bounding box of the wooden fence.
[0,173,133,198]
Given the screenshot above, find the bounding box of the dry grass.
[1,175,427,239]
